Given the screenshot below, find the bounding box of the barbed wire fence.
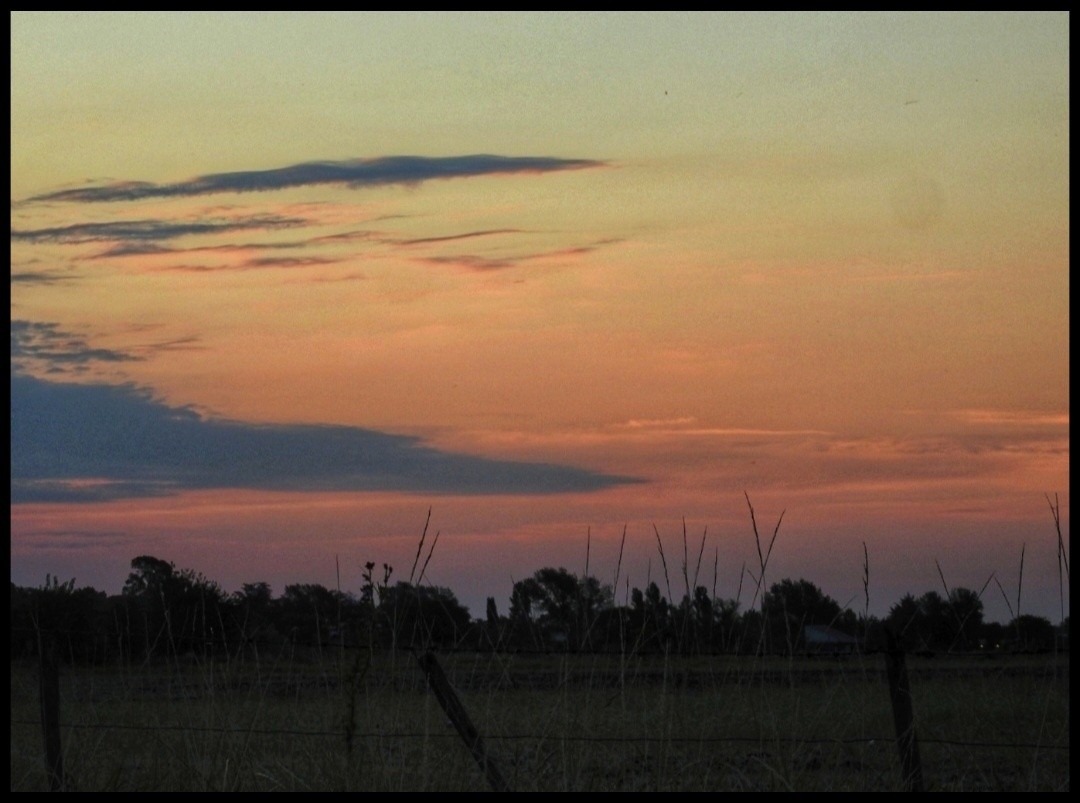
[12,625,1070,792]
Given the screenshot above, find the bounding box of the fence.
[11,630,1070,792]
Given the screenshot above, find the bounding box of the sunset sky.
[11,12,1069,624]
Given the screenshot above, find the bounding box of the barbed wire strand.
[6,719,1068,751]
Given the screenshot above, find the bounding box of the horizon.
[11,498,1067,628]
[11,13,1069,629]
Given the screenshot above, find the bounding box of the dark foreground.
[10,650,1070,791]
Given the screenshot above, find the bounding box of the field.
[10,647,1070,792]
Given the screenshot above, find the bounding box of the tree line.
[10,555,1067,665]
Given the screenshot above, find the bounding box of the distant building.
[803,624,859,655]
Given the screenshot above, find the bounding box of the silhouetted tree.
[630,581,673,652]
[508,567,612,650]
[534,567,580,641]
[17,553,1049,664]
[762,578,843,653]
[231,581,279,648]
[481,596,508,650]
[377,582,471,648]
[121,556,226,658]
[947,587,984,650]
[10,577,111,663]
[508,576,545,648]
[690,586,714,651]
[885,593,924,651]
[916,591,952,651]
[736,608,766,655]
[277,583,349,648]
[859,614,887,652]
[713,597,741,653]
[1008,614,1056,651]
[576,574,613,649]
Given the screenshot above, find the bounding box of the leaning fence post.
[38,631,65,792]
[417,651,511,792]
[883,627,924,792]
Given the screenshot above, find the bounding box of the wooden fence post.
[417,651,511,792]
[39,632,65,792]
[883,627,924,792]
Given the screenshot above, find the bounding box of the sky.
[10,12,1069,625]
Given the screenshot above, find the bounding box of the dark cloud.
[399,229,523,246]
[11,373,641,504]
[236,255,342,270]
[308,229,384,245]
[420,255,519,272]
[416,239,620,273]
[24,155,606,204]
[137,255,343,274]
[289,271,369,285]
[91,242,173,258]
[90,239,313,262]
[11,215,304,244]
[11,320,143,374]
[10,270,75,286]
[11,319,204,377]
[136,335,206,355]
[150,255,344,272]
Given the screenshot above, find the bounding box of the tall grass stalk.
[652,525,673,605]
[744,492,783,612]
[692,524,708,594]
[681,519,690,602]
[612,525,627,599]
[1045,492,1069,656]
[934,559,953,609]
[861,542,870,623]
[1016,543,1025,622]
[584,527,591,581]
[994,575,1015,622]
[408,507,433,585]
[417,529,441,587]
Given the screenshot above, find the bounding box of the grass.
[9,645,1069,791]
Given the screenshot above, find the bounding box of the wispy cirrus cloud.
[144,255,344,273]
[419,254,521,272]
[88,238,317,265]
[944,408,1070,428]
[14,157,613,279]
[415,239,621,273]
[23,155,606,205]
[10,270,76,286]
[11,215,304,244]
[234,255,342,270]
[398,229,524,246]
[11,320,143,375]
[11,319,204,376]
[11,372,641,503]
